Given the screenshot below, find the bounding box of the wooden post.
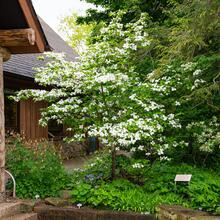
[0,47,11,200]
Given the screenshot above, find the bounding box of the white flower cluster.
[138,145,144,151]
[191,79,206,90]
[132,163,144,169]
[181,62,196,71]
[193,69,202,76]
[186,117,220,152]
[95,73,116,83]
[89,114,166,147]
[148,75,182,96]
[129,94,165,112]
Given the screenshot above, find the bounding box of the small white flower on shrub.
[132,163,144,169]
[160,156,170,161]
[130,147,136,152]
[77,203,82,209]
[89,163,96,167]
[175,101,181,106]
[35,195,40,200]
[138,145,144,151]
[193,69,202,76]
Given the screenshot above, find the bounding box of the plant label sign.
[175,174,192,183]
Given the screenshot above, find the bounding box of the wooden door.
[20,100,48,140]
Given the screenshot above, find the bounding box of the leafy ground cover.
[67,152,220,214]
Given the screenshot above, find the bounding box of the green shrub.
[6,138,69,199]
[71,183,93,204]
[71,179,184,213]
[87,179,184,213]
[117,155,150,184]
[69,152,220,213]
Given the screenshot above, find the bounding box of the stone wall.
[34,204,220,220]
[156,205,220,220]
[35,205,155,220]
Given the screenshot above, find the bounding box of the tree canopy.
[13,0,220,175]
[77,0,181,24]
[59,11,93,53]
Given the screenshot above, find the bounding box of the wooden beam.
[0,47,11,62]
[19,0,46,52]
[0,28,35,47]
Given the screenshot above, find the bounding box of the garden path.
[63,156,91,173]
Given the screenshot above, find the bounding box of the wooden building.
[0,0,55,197]
[3,18,76,140]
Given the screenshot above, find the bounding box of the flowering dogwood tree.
[14,12,180,178]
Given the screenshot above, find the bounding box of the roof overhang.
[0,0,51,54]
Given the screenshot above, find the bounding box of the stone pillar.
[0,47,11,200]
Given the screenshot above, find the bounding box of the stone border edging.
[34,205,155,220]
[156,205,220,220]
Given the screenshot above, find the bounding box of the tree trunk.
[111,146,116,180]
[0,53,5,200]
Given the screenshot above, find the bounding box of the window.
[5,91,19,132]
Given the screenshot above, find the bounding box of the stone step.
[0,202,22,218]
[2,213,38,220]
